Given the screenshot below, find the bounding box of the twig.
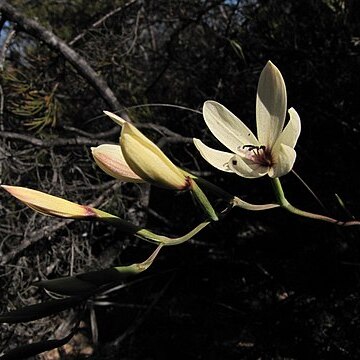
[0,24,16,179]
[119,103,202,115]
[62,125,120,139]
[69,0,138,46]
[0,131,107,147]
[291,169,327,212]
[0,84,4,133]
[0,24,15,73]
[157,135,193,148]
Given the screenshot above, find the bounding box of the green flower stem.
[93,209,142,233]
[187,174,233,202]
[114,243,163,273]
[183,170,279,212]
[137,221,210,245]
[271,177,360,226]
[188,177,218,221]
[96,210,210,245]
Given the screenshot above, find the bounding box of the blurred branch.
[62,124,120,139]
[0,24,15,73]
[0,23,16,180]
[69,0,138,46]
[0,127,192,148]
[0,131,106,147]
[0,24,16,129]
[0,1,124,113]
[157,134,193,148]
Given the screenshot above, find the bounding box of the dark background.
[1,0,360,359]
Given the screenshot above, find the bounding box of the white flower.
[194,61,301,178]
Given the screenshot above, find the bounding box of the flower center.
[240,144,273,167]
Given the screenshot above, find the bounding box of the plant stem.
[271,177,360,226]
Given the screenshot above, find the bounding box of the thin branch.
[62,124,120,139]
[0,131,107,147]
[0,1,124,114]
[69,0,138,46]
[291,169,327,212]
[0,25,16,130]
[0,24,15,72]
[0,123,193,148]
[157,135,193,148]
[0,128,192,148]
[122,103,202,115]
[0,84,4,133]
[0,24,16,180]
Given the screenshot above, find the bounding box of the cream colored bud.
[120,122,188,190]
[91,144,145,183]
[2,185,98,218]
[103,111,126,126]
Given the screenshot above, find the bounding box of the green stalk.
[187,174,234,202]
[271,177,360,226]
[188,177,218,221]
[136,221,210,245]
[183,170,279,212]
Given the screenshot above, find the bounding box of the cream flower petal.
[193,138,234,173]
[203,101,259,154]
[103,110,126,126]
[268,144,296,178]
[274,107,301,149]
[228,154,269,179]
[256,61,287,148]
[2,186,98,218]
[91,144,145,183]
[121,122,188,190]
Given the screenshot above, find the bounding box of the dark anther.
[242,144,257,151]
[242,144,266,151]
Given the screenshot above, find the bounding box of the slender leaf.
[0,296,84,324]
[36,267,141,296]
[0,325,77,360]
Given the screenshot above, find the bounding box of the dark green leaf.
[35,276,99,296]
[77,267,134,284]
[0,296,84,324]
[36,267,137,296]
[0,326,76,360]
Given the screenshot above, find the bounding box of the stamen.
[242,144,258,151]
[239,144,272,167]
